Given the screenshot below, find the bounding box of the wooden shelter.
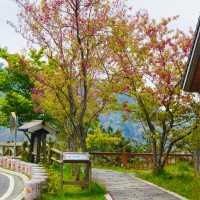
[182,17,200,92]
[19,120,55,163]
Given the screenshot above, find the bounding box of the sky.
[0,0,199,53]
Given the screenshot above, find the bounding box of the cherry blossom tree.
[12,0,127,151]
[109,11,196,172]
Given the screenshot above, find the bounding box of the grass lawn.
[39,164,106,200]
[94,162,200,200]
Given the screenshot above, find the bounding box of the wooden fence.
[48,149,193,170]
[90,152,193,169]
[0,142,23,156]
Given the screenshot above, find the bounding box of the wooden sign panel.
[63,152,89,161]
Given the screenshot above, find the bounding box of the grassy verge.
[137,162,200,200]
[39,164,106,200]
[94,162,200,199]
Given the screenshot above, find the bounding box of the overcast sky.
[0,0,199,53]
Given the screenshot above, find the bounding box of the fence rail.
[90,152,193,169]
[49,149,193,169]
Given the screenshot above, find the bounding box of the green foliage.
[86,127,122,152]
[0,68,32,98]
[0,48,33,96]
[191,121,200,151]
[86,123,139,152]
[45,165,61,195]
[0,92,34,125]
[0,48,40,126]
[20,141,29,161]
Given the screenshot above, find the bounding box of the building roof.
[18,120,55,134]
[182,17,200,92]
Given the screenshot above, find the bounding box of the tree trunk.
[194,149,200,176]
[152,138,158,173]
[80,136,87,152]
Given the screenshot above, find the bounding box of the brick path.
[93,169,187,200]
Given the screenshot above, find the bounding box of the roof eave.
[182,17,200,92]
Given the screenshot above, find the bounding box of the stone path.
[93,169,186,200]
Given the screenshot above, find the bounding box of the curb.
[131,174,188,200]
[92,175,114,200]
[105,193,113,200]
[93,176,114,200]
[0,167,29,200]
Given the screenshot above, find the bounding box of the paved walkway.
[0,171,24,200]
[0,173,10,198]
[93,169,186,200]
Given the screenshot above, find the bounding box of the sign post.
[50,149,92,190]
[62,152,91,189]
[9,112,17,158]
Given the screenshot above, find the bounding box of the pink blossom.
[24,4,33,12]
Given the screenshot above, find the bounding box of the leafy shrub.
[86,127,122,152]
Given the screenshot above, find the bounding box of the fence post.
[60,151,63,190]
[121,152,128,168]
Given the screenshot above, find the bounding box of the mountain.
[99,112,144,142]
[99,94,144,142]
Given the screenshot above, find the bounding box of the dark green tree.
[0,48,39,126]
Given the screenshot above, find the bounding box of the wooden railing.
[90,152,193,169]
[49,148,63,164]
[0,142,23,156]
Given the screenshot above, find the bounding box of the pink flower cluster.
[24,4,33,12]
[51,0,64,11]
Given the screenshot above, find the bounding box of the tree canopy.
[0,48,39,125]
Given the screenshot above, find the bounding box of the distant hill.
[0,95,144,143]
[0,127,26,142]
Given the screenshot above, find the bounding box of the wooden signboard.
[50,149,91,190]
[63,152,89,161]
[62,152,91,189]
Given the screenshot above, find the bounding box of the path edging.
[105,193,114,200]
[93,175,114,200]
